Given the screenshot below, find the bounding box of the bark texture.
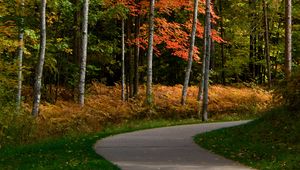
[201,0,211,121]
[121,19,125,101]
[181,0,199,105]
[78,0,89,107]
[134,16,140,97]
[17,0,24,111]
[285,0,292,78]
[263,0,271,88]
[146,0,155,105]
[32,0,46,116]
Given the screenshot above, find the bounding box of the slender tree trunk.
[17,0,25,111]
[121,19,126,101]
[73,0,81,64]
[197,59,205,101]
[285,0,292,78]
[134,16,140,97]
[127,18,134,98]
[146,0,155,105]
[181,0,199,105]
[263,0,271,88]
[32,0,46,116]
[220,0,225,85]
[258,33,264,84]
[249,0,256,81]
[201,0,211,122]
[197,50,206,102]
[78,0,89,107]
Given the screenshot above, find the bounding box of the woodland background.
[0,0,299,147]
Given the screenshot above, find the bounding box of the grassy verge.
[0,118,202,170]
[194,107,300,170]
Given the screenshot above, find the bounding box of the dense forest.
[0,0,299,145]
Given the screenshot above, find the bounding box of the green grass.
[195,107,300,170]
[0,118,202,169]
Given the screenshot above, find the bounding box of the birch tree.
[78,0,89,107]
[263,0,271,88]
[134,16,140,97]
[17,0,24,111]
[181,0,199,105]
[285,0,292,78]
[121,18,125,101]
[32,0,46,116]
[146,0,155,105]
[201,0,211,121]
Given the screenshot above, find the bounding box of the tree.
[16,0,25,111]
[181,0,199,105]
[285,0,292,78]
[263,0,271,88]
[219,0,225,85]
[72,0,82,64]
[121,18,126,101]
[146,0,155,105]
[201,0,212,121]
[78,0,89,107]
[134,14,141,97]
[32,0,47,116]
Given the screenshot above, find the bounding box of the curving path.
[94,121,253,170]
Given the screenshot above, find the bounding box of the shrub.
[277,69,300,111]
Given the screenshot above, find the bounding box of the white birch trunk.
[263,0,271,88]
[17,0,24,111]
[78,0,89,107]
[146,0,155,105]
[181,0,199,105]
[32,0,46,116]
[121,19,126,101]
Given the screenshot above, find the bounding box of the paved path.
[94,121,253,170]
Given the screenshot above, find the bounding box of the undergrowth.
[1,83,273,147]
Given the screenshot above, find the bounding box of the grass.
[0,118,202,169]
[194,107,300,170]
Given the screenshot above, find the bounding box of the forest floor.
[1,83,273,147]
[19,83,273,145]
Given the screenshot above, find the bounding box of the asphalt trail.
[94,121,253,170]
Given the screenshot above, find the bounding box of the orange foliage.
[29,83,272,138]
[109,0,223,60]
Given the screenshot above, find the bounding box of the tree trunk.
[249,0,256,81]
[181,0,199,105]
[258,33,264,84]
[17,0,24,111]
[263,0,271,88]
[220,0,225,85]
[121,19,126,101]
[197,49,206,102]
[201,0,211,122]
[32,0,46,116]
[134,15,140,97]
[146,0,155,105]
[285,0,292,78]
[78,0,89,107]
[73,0,81,64]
